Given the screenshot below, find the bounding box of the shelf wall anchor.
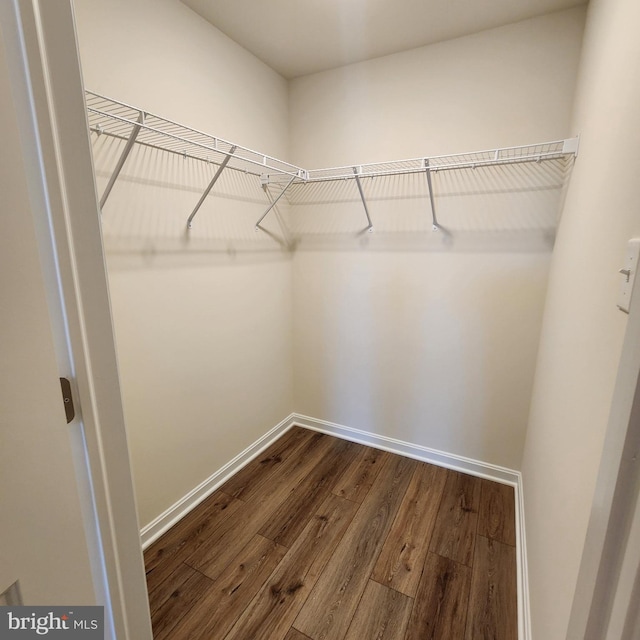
[353,167,374,232]
[99,110,145,209]
[186,145,237,229]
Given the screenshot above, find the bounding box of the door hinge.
[59,377,75,424]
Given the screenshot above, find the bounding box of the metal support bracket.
[99,110,144,209]
[424,159,439,231]
[353,167,373,232]
[186,145,237,228]
[255,175,296,230]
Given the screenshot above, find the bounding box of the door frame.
[0,1,152,638]
[567,261,640,639]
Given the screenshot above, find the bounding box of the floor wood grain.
[293,454,417,640]
[371,463,447,596]
[186,432,335,581]
[150,567,213,640]
[405,552,471,640]
[144,490,244,594]
[162,534,287,640]
[225,494,358,640]
[220,426,312,501]
[147,562,198,617]
[145,427,517,640]
[429,470,482,567]
[331,445,388,503]
[259,437,360,547]
[477,479,516,546]
[342,580,413,640]
[465,535,518,640]
[284,629,313,640]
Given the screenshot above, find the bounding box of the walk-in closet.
[4,0,637,638]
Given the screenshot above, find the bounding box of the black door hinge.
[59,377,75,424]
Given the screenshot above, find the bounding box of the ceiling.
[182,0,586,79]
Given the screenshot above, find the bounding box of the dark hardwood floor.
[144,427,517,639]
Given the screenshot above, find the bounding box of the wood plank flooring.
[145,427,517,639]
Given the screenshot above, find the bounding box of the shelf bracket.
[424,159,439,231]
[255,175,296,230]
[186,145,237,228]
[353,167,373,232]
[99,110,144,209]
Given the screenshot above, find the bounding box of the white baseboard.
[139,411,531,640]
[291,413,520,485]
[139,413,295,549]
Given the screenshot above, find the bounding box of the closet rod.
[187,145,237,228]
[353,167,374,232]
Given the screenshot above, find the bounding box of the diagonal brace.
[187,145,237,228]
[255,175,296,230]
[424,159,439,231]
[99,110,144,209]
[353,167,373,232]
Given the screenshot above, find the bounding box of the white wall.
[289,9,585,167]
[289,8,586,469]
[521,0,640,636]
[73,0,294,527]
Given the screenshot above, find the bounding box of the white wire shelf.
[305,139,578,183]
[85,90,578,231]
[85,90,307,180]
